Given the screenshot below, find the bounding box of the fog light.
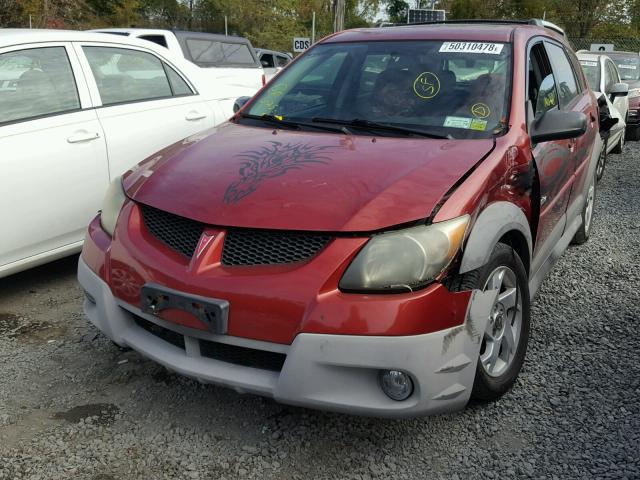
[379,370,413,401]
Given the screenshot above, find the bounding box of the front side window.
[260,54,274,68]
[545,43,578,108]
[608,54,640,81]
[83,47,183,105]
[276,55,289,68]
[579,59,600,92]
[243,40,513,139]
[0,46,80,124]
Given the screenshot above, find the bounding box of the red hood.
[124,122,494,232]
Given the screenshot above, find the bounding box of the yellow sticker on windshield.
[470,119,487,131]
[413,72,440,99]
[471,103,491,119]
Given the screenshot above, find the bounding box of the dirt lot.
[1,143,639,480]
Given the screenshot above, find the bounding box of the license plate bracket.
[140,284,229,334]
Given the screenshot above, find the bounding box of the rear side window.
[83,47,191,105]
[185,39,256,67]
[0,46,80,125]
[139,35,168,49]
[545,43,578,108]
[276,55,289,68]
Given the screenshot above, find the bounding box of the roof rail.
[384,18,566,37]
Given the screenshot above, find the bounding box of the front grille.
[140,204,204,257]
[199,339,286,371]
[222,229,332,266]
[134,315,185,350]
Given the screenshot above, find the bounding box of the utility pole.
[333,0,345,33]
[312,11,316,44]
[224,15,228,35]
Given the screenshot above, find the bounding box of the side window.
[260,54,275,69]
[608,61,620,85]
[604,60,614,93]
[0,46,80,125]
[528,42,557,118]
[139,35,168,49]
[83,46,172,105]
[276,55,289,68]
[165,65,193,96]
[545,43,579,108]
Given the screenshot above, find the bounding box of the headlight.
[628,88,640,99]
[100,176,127,236]
[339,215,470,292]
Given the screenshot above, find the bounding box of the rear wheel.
[454,243,531,401]
[572,174,596,245]
[596,139,607,181]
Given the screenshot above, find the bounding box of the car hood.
[124,123,494,232]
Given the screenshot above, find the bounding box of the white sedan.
[0,29,256,279]
[578,52,629,158]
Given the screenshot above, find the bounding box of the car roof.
[0,28,165,48]
[323,23,560,44]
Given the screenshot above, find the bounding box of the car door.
[527,41,574,262]
[74,43,216,177]
[544,42,598,222]
[0,43,109,272]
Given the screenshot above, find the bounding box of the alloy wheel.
[480,266,523,378]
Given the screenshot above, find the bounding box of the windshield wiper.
[239,113,344,133]
[311,117,449,139]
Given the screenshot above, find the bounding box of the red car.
[78,20,602,417]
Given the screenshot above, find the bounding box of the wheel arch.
[459,202,532,276]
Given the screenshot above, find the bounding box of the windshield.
[243,40,512,138]
[579,59,600,91]
[607,54,640,81]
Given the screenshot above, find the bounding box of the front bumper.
[79,257,496,418]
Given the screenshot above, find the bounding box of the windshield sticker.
[439,42,504,55]
[471,103,491,119]
[618,64,638,70]
[470,119,488,131]
[224,142,335,204]
[413,72,440,99]
[580,61,598,67]
[444,116,472,129]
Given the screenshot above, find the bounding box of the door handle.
[185,111,207,121]
[67,131,100,143]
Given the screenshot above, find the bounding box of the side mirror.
[609,82,629,98]
[261,60,270,68]
[531,109,587,143]
[233,96,251,113]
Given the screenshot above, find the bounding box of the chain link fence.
[569,38,640,53]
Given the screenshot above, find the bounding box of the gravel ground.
[1,142,639,480]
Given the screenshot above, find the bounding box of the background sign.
[590,43,615,52]
[293,37,311,53]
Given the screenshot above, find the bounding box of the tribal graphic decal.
[224,141,334,204]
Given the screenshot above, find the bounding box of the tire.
[454,243,531,402]
[572,173,596,245]
[596,139,607,182]
[611,130,624,154]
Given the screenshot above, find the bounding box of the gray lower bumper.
[78,258,496,418]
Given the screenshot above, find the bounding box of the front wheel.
[596,139,607,181]
[455,243,531,401]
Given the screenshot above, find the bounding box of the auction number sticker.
[580,61,598,67]
[439,42,504,55]
[618,64,638,70]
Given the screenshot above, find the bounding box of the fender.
[459,201,532,274]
